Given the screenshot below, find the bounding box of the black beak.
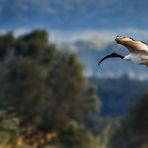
[98,52,124,66]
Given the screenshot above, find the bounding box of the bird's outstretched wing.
[115,36,148,54]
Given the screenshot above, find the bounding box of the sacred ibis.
[98,35,148,66]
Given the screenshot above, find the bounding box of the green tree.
[108,92,148,148]
[0,32,15,60]
[4,57,51,127]
[41,53,89,130]
[0,30,100,146]
[15,30,49,58]
[0,110,20,145]
[59,121,99,148]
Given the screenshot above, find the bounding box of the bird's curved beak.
[98,52,124,66]
[98,54,113,66]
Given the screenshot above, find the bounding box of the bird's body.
[124,53,147,64]
[98,36,148,66]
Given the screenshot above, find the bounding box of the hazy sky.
[0,0,148,42]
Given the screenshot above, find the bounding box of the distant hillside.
[89,76,148,117]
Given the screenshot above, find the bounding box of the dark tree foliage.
[5,58,50,120]
[59,121,98,148]
[0,32,15,60]
[14,30,49,57]
[0,30,100,140]
[108,92,148,148]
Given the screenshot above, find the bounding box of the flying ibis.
[98,35,148,66]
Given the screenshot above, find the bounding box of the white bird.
[98,35,148,66]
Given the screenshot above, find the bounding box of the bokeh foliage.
[0,30,100,147]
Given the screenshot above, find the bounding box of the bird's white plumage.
[98,36,148,67]
[124,54,143,64]
[115,36,148,66]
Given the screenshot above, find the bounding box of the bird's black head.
[111,52,124,59]
[110,52,118,57]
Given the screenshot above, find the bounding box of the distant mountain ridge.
[89,76,148,117]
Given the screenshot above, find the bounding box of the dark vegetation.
[0,30,147,147]
[89,76,148,117]
[0,30,100,147]
[108,93,148,148]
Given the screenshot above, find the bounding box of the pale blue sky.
[0,0,148,43]
[0,0,148,30]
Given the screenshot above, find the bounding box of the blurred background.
[0,0,148,147]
